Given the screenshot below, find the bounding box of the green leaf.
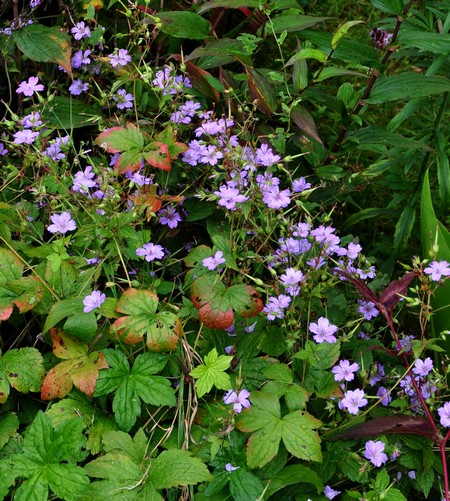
[149,449,212,489]
[245,67,278,115]
[41,96,101,129]
[393,194,418,257]
[0,248,23,285]
[190,348,232,397]
[95,351,175,431]
[63,312,98,342]
[229,468,265,501]
[84,450,142,481]
[286,48,328,65]
[398,29,450,55]
[146,11,210,40]
[236,391,322,468]
[43,297,84,333]
[0,412,20,450]
[366,73,450,104]
[437,131,450,208]
[347,125,431,152]
[271,14,332,34]
[13,23,72,77]
[263,363,293,384]
[197,0,262,14]
[266,464,324,496]
[331,20,365,50]
[314,66,368,82]
[0,347,45,403]
[110,288,182,352]
[370,0,404,14]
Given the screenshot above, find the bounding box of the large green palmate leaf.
[190,274,263,329]
[236,391,322,468]
[13,23,72,77]
[420,170,450,340]
[110,288,182,352]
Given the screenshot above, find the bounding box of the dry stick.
[327,0,415,161]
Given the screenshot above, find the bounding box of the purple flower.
[71,21,91,40]
[152,66,192,95]
[438,403,450,427]
[324,485,341,500]
[47,212,77,234]
[332,359,360,382]
[370,27,393,50]
[73,166,97,193]
[71,49,91,68]
[214,185,247,211]
[412,357,433,377]
[21,111,42,128]
[279,267,304,285]
[43,143,65,161]
[13,130,39,144]
[263,295,291,320]
[69,79,89,96]
[136,242,165,262]
[399,334,414,352]
[376,386,392,406]
[16,76,44,97]
[30,0,42,7]
[341,388,368,415]
[292,177,311,193]
[158,207,182,229]
[225,463,239,472]
[262,186,291,210]
[364,440,388,467]
[310,225,337,244]
[200,145,224,166]
[0,142,8,155]
[424,260,450,281]
[223,389,251,413]
[83,290,106,313]
[113,89,134,109]
[357,300,379,320]
[309,317,338,344]
[255,144,281,166]
[202,251,226,271]
[109,49,132,67]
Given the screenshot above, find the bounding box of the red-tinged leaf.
[41,328,109,400]
[379,271,415,315]
[114,150,146,174]
[172,57,220,101]
[245,66,278,115]
[0,306,14,321]
[330,415,435,441]
[333,269,379,305]
[290,105,323,145]
[143,141,171,172]
[95,123,146,153]
[190,275,263,329]
[155,125,188,159]
[110,289,182,352]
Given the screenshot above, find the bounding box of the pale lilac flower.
[83,290,106,313]
[69,79,89,96]
[16,76,44,97]
[71,21,91,40]
[136,242,165,262]
[0,142,8,155]
[263,295,291,320]
[310,225,336,243]
[424,260,450,281]
[256,172,280,191]
[412,357,433,377]
[73,166,97,193]
[309,317,338,344]
[408,470,416,479]
[357,265,376,279]
[279,268,304,286]
[126,171,152,186]
[47,212,77,234]
[158,207,182,229]
[225,463,239,472]
[13,130,39,144]
[202,251,226,271]
[262,187,291,210]
[291,222,310,238]
[109,49,132,67]
[71,49,91,69]
[357,300,379,320]
[152,66,191,95]
[376,386,392,406]
[214,185,247,211]
[43,143,65,161]
[292,177,311,193]
[399,334,414,352]
[224,346,234,355]
[346,242,362,260]
[332,360,360,382]
[324,485,341,500]
[307,256,326,270]
[223,389,251,413]
[369,363,385,386]
[341,389,368,415]
[255,144,281,166]
[30,0,42,7]
[364,440,388,467]
[113,89,134,109]
[21,111,42,128]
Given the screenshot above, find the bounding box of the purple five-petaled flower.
[308,316,338,344]
[202,250,226,271]
[223,389,251,413]
[424,260,450,281]
[364,440,388,467]
[83,290,106,313]
[136,242,165,262]
[47,212,77,234]
[341,388,368,415]
[332,359,360,382]
[16,76,44,97]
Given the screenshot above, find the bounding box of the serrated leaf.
[190,274,263,329]
[84,450,142,481]
[13,23,72,77]
[149,449,211,489]
[0,413,20,450]
[95,351,175,431]
[266,464,324,496]
[0,347,45,403]
[236,391,322,468]
[190,348,232,398]
[40,328,108,400]
[110,289,182,352]
[229,467,265,501]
